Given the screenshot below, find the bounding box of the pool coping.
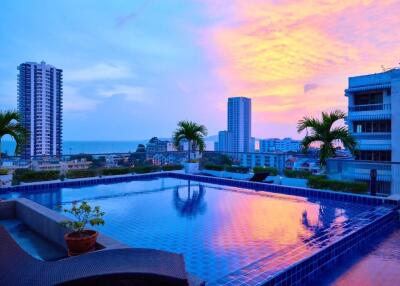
[209,206,398,286]
[262,208,398,286]
[1,172,399,208]
[0,198,130,251]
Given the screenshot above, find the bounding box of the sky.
[0,0,399,141]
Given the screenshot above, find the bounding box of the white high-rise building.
[227,97,252,153]
[17,61,63,158]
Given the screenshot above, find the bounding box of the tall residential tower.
[17,61,63,157]
[227,97,252,153]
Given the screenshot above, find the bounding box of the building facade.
[216,131,233,152]
[18,61,63,158]
[146,137,170,153]
[339,68,400,194]
[227,97,252,153]
[259,138,301,153]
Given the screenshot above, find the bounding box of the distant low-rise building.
[32,159,91,172]
[259,138,301,153]
[146,137,170,153]
[239,152,288,171]
[285,157,320,174]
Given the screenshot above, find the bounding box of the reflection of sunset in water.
[5,178,366,282]
[212,187,345,259]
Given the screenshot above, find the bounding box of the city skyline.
[1,1,400,140]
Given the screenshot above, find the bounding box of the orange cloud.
[200,0,400,137]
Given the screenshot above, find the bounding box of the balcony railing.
[327,158,400,195]
[349,103,391,112]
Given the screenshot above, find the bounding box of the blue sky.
[0,0,226,140]
[1,1,399,141]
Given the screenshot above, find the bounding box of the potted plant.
[172,121,207,174]
[60,201,105,256]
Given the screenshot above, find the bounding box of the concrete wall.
[0,198,128,250]
[391,76,400,194]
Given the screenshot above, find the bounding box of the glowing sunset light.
[1,0,399,140]
[201,0,400,137]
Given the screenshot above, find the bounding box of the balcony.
[347,104,391,121]
[349,103,391,112]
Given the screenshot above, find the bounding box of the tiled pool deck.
[309,225,400,286]
[1,172,399,286]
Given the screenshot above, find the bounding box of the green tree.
[136,144,146,153]
[297,110,356,166]
[173,121,208,161]
[0,110,28,159]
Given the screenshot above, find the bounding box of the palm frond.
[297,110,354,166]
[0,110,28,155]
[300,134,322,152]
[330,126,357,154]
[297,116,321,133]
[321,110,346,131]
[172,120,208,152]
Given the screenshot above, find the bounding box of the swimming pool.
[0,176,395,284]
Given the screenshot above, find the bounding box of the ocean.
[1,140,147,155]
[1,139,215,155]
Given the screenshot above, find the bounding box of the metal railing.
[348,103,391,112]
[326,158,400,195]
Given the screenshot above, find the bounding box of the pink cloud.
[198,0,400,138]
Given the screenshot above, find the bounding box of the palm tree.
[0,110,28,160]
[173,121,208,162]
[297,110,356,166]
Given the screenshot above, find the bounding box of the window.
[354,92,383,105]
[356,151,391,161]
[353,120,391,133]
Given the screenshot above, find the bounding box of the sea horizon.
[1,139,216,156]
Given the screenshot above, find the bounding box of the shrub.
[253,166,278,176]
[0,169,8,175]
[66,169,98,179]
[101,167,132,176]
[284,169,313,179]
[307,176,368,194]
[162,164,183,171]
[203,164,225,171]
[132,165,161,174]
[60,201,105,233]
[13,169,60,183]
[225,166,250,173]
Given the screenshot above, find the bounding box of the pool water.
[0,219,66,261]
[0,177,377,282]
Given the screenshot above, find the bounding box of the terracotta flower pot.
[64,230,98,256]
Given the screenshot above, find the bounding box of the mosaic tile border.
[0,172,166,193]
[261,209,398,286]
[1,172,399,208]
[169,173,400,207]
[209,206,397,286]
